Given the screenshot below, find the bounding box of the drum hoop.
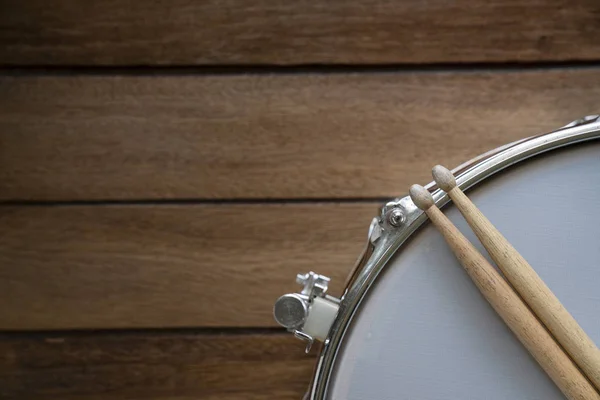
[309,116,600,400]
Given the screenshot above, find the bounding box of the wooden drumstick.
[409,184,600,400]
[432,165,600,390]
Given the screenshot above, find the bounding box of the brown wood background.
[1,1,599,398]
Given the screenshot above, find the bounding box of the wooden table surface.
[1,1,600,398]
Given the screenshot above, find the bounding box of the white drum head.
[328,141,600,399]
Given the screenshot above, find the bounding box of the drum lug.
[273,272,340,352]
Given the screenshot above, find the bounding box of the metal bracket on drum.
[271,114,600,399]
[273,272,340,352]
[272,199,414,352]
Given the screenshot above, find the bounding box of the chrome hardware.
[562,115,600,129]
[274,272,340,352]
[381,197,418,232]
[381,199,408,230]
[368,217,383,244]
[294,330,315,353]
[387,208,405,227]
[306,116,600,399]
[296,272,330,298]
[274,116,600,399]
[273,293,309,330]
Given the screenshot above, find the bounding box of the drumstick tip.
[432,165,457,192]
[409,184,434,211]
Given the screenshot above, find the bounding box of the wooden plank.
[0,331,313,400]
[0,0,599,65]
[0,203,376,330]
[2,69,600,201]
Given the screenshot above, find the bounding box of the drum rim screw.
[388,208,405,227]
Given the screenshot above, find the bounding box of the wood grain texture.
[2,69,600,201]
[0,331,313,400]
[422,202,600,400]
[447,185,600,391]
[1,0,600,65]
[0,203,376,330]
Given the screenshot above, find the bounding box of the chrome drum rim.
[310,115,600,399]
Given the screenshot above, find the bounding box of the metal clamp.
[297,272,330,298]
[274,272,340,352]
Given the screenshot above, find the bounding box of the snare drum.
[273,115,600,400]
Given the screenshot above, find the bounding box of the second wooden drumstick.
[409,184,599,400]
[432,165,600,391]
